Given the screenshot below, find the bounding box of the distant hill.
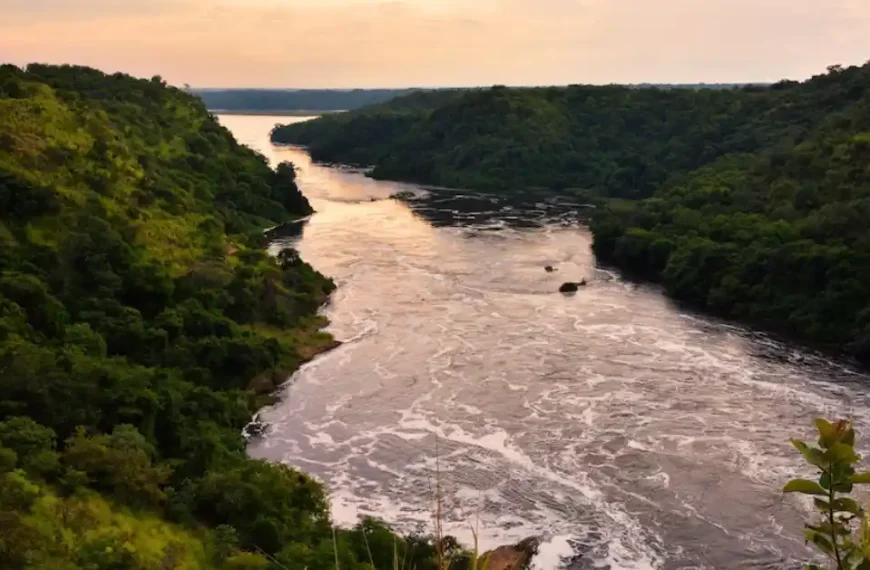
[193,84,766,113]
[192,88,417,112]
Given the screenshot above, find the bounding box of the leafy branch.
[786,419,870,569]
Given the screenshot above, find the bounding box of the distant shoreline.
[210,109,344,116]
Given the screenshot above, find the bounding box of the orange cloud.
[1,0,868,87]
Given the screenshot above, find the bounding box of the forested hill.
[0,64,443,569]
[591,64,870,364]
[270,68,857,199]
[271,89,466,165]
[194,88,416,112]
[274,63,870,363]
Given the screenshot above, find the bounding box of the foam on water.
[531,536,580,570]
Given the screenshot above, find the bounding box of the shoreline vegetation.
[0,63,475,570]
[271,62,870,366]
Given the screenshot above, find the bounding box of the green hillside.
[270,89,466,167]
[0,64,444,569]
[591,65,870,364]
[270,80,830,198]
[273,63,870,362]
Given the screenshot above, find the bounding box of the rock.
[559,280,588,293]
[544,265,556,273]
[480,537,540,570]
[242,416,267,441]
[391,190,416,200]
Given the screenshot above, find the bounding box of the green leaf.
[832,463,855,485]
[809,523,838,535]
[805,529,834,554]
[842,425,856,447]
[820,472,831,490]
[852,472,870,484]
[792,439,809,453]
[814,498,831,512]
[783,479,827,495]
[832,498,863,515]
[791,439,826,467]
[815,418,839,447]
[826,443,860,464]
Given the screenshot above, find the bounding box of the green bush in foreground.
[786,419,870,569]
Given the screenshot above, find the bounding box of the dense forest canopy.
[270,77,833,198]
[274,63,870,363]
[193,88,419,112]
[591,64,870,365]
[0,64,449,569]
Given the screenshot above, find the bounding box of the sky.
[1,0,869,88]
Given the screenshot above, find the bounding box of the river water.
[220,114,870,570]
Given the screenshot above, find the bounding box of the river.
[219,114,870,570]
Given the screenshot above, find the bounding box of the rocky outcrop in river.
[480,537,539,570]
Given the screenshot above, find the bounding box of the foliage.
[0,63,437,569]
[785,419,870,569]
[270,80,816,198]
[590,63,870,363]
[0,471,216,570]
[270,90,466,167]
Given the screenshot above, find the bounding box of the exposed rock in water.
[480,537,539,570]
[242,415,267,441]
[559,279,588,293]
[264,219,306,241]
[391,190,417,200]
[545,265,556,272]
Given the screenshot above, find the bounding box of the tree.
[786,419,870,569]
[62,425,171,506]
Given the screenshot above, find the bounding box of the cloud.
[1,0,869,87]
[0,0,187,23]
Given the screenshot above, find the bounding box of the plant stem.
[333,525,341,570]
[829,466,843,570]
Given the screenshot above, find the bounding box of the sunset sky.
[2,0,869,88]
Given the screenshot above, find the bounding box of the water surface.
[220,114,870,570]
